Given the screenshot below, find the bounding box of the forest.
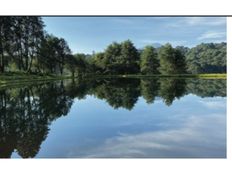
[0,16,227,78]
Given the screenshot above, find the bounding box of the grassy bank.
[0,72,72,86]
[90,73,227,79]
[0,73,226,86]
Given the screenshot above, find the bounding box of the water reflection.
[0,78,226,158]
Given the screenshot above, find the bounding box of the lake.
[0,77,226,158]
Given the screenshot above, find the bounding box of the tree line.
[89,41,186,75]
[0,16,226,76]
[90,41,226,75]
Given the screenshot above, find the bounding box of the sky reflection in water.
[34,95,225,158]
[1,78,226,158]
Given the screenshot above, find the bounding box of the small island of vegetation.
[0,17,226,85]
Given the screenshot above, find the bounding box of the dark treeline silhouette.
[0,16,226,76]
[0,78,226,158]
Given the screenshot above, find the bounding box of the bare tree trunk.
[0,30,5,73]
[0,52,4,73]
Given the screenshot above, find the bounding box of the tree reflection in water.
[0,78,226,158]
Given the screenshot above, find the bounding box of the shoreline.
[87,73,227,79]
[0,74,72,86]
[0,73,227,86]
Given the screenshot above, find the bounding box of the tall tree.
[38,34,57,73]
[101,40,139,74]
[119,40,139,74]
[38,34,71,74]
[92,52,105,73]
[140,46,159,74]
[56,38,71,75]
[0,17,14,73]
[7,17,44,72]
[158,43,186,74]
[103,42,122,74]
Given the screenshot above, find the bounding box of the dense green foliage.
[140,46,159,74]
[0,16,226,76]
[90,42,226,75]
[0,17,84,76]
[185,42,226,73]
[91,40,139,74]
[38,34,72,74]
[0,17,44,73]
[158,44,186,74]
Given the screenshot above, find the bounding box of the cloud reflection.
[71,113,226,158]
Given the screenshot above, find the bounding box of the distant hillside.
[185,42,226,73]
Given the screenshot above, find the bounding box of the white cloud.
[184,17,226,26]
[197,31,226,40]
[167,17,226,28]
[199,100,226,109]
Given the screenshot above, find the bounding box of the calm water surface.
[0,78,226,158]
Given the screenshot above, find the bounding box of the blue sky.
[43,17,226,54]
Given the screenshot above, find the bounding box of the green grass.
[195,73,226,78]
[0,72,72,86]
[0,72,226,87]
[90,73,227,79]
